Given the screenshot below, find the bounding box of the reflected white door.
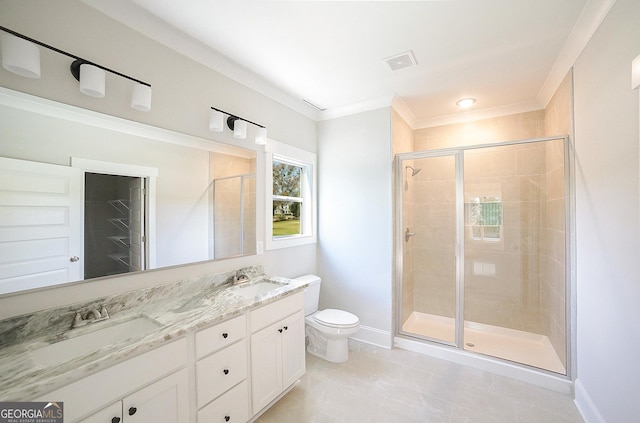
[0,157,82,294]
[128,178,145,272]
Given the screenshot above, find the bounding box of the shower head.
[406,166,422,177]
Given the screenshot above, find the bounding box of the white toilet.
[295,274,360,363]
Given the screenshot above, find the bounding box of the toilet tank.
[294,274,321,316]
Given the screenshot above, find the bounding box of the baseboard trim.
[574,379,606,423]
[351,325,392,349]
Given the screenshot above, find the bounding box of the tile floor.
[255,341,584,423]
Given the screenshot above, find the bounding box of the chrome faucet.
[232,271,250,285]
[71,305,110,328]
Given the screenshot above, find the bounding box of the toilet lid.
[314,309,359,328]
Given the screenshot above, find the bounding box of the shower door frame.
[393,135,573,378]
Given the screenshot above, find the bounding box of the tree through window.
[272,159,303,237]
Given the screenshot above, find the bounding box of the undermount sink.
[29,316,161,367]
[231,280,287,300]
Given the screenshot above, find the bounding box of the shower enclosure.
[212,174,256,259]
[395,136,570,375]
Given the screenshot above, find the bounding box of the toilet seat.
[314,309,359,328]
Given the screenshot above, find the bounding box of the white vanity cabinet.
[36,339,189,423]
[195,314,249,423]
[249,292,305,415]
[78,369,189,423]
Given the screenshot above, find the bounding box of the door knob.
[128,407,137,416]
[70,256,80,262]
[111,418,120,423]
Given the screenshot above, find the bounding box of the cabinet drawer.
[196,314,246,358]
[197,380,248,423]
[196,339,247,407]
[249,292,303,333]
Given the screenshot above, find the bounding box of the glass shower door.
[462,140,567,373]
[399,153,459,345]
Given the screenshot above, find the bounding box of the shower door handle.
[404,228,416,242]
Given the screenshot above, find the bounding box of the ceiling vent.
[384,50,417,71]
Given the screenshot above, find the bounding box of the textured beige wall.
[542,71,573,369]
[210,153,257,259]
[414,110,546,150]
[399,76,572,370]
[392,110,416,323]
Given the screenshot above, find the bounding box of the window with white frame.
[265,141,317,250]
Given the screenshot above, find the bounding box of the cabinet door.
[77,402,122,423]
[250,321,283,413]
[123,369,189,423]
[281,310,306,389]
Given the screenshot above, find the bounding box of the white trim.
[0,87,255,158]
[394,336,573,395]
[574,379,606,423]
[71,158,158,269]
[351,325,393,349]
[80,0,319,122]
[537,0,617,107]
[317,95,394,121]
[391,95,418,129]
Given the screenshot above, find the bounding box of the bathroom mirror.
[0,88,257,295]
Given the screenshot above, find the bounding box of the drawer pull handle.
[224,416,230,422]
[128,407,137,416]
[223,369,229,375]
[111,418,121,423]
[283,326,288,331]
[222,332,228,339]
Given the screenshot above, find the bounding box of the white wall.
[0,0,318,318]
[572,0,640,421]
[317,108,394,347]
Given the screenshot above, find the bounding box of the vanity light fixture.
[456,98,476,108]
[0,25,152,111]
[232,118,248,139]
[1,32,41,78]
[209,106,267,145]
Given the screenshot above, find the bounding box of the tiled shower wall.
[210,152,257,259]
[393,71,572,368]
[542,71,573,369]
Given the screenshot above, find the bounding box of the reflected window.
[465,197,502,241]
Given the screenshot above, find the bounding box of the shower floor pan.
[402,311,565,374]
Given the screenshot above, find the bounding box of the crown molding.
[537,0,616,107]
[81,0,320,121]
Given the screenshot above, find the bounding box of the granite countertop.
[0,270,308,401]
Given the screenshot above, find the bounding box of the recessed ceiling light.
[456,98,476,108]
